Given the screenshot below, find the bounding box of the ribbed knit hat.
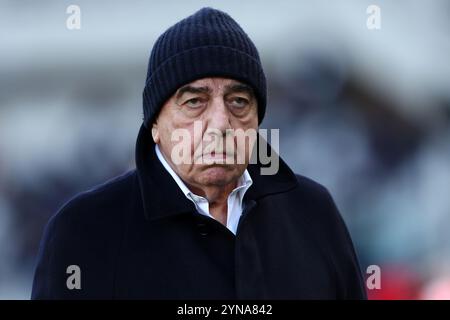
[142,7,267,128]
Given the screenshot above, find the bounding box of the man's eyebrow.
[175,85,211,99]
[224,83,255,97]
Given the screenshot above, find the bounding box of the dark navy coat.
[31,124,367,299]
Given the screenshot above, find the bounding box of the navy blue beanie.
[142,7,267,128]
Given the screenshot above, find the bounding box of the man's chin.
[198,166,240,186]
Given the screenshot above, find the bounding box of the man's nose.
[206,97,231,134]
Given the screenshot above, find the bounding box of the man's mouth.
[199,149,238,163]
[204,151,229,159]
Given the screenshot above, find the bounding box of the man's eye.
[185,98,204,108]
[229,97,249,108]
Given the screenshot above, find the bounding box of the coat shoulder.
[293,173,334,207]
[41,169,138,254]
[52,169,137,224]
[294,173,329,196]
[292,173,343,233]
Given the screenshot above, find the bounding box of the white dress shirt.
[155,144,253,235]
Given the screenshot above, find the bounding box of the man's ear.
[151,122,160,144]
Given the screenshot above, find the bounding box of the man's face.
[152,77,258,191]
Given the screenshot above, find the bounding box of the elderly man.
[31,7,366,299]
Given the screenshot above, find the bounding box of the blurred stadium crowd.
[0,0,449,299]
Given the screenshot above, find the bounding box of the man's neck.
[186,181,237,225]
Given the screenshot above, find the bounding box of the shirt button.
[197,223,209,236]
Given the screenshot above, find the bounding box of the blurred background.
[1,0,449,299]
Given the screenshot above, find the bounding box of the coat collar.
[135,124,299,221]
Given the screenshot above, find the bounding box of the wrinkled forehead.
[173,77,255,98]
